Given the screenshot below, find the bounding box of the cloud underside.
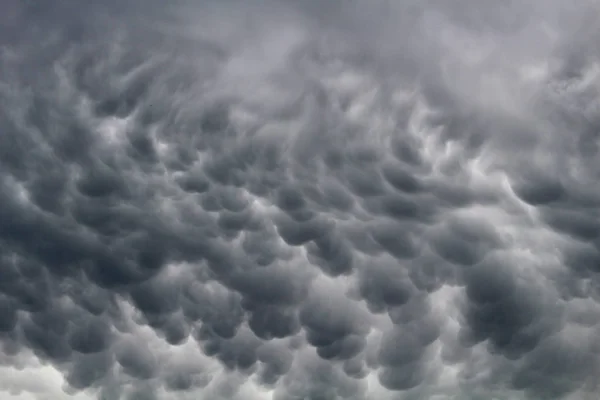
[1,1,600,399]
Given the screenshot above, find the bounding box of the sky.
[1,0,600,399]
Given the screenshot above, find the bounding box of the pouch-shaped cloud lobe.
[1,0,600,399]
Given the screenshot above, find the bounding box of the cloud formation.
[1,0,600,399]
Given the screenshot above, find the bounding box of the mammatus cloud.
[1,0,599,399]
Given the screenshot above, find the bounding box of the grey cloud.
[1,0,599,399]
[116,337,159,380]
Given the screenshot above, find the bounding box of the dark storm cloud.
[1,0,600,399]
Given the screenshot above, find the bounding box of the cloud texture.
[1,0,600,399]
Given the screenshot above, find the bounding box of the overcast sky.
[1,1,600,399]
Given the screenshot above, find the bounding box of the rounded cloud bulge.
[1,0,600,399]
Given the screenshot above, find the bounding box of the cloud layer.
[1,1,600,399]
